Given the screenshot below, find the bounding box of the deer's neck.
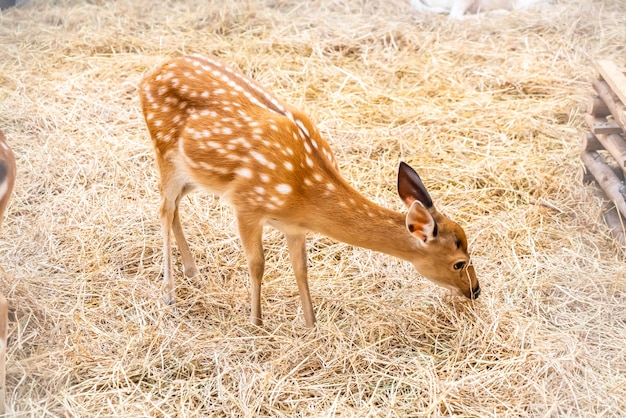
[303,177,421,262]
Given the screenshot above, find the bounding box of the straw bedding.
[0,0,625,415]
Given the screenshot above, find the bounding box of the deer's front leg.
[285,233,315,327]
[159,198,177,305]
[171,205,200,279]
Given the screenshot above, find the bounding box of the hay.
[0,0,625,415]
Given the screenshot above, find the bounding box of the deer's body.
[0,131,15,415]
[140,54,479,327]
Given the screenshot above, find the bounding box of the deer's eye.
[453,261,466,270]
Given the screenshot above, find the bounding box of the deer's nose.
[471,285,481,299]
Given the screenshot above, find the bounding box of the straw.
[0,0,625,415]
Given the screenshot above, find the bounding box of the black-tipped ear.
[397,161,433,209]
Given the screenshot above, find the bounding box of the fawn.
[139,55,479,327]
[0,130,15,414]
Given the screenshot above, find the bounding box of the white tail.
[139,55,479,327]
[0,130,16,415]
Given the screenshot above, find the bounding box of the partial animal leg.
[236,214,265,326]
[159,195,177,305]
[171,189,199,279]
[285,233,316,327]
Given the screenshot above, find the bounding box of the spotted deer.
[139,54,479,327]
[0,130,15,415]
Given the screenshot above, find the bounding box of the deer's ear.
[406,201,437,244]
[397,162,434,209]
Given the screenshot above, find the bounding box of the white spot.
[232,137,251,148]
[201,91,210,98]
[146,113,154,121]
[313,173,323,182]
[206,141,220,148]
[295,119,309,137]
[303,142,312,154]
[222,127,233,135]
[255,187,265,195]
[260,174,270,183]
[326,183,335,191]
[154,120,163,127]
[164,96,178,104]
[276,184,292,194]
[269,124,278,131]
[305,157,314,168]
[236,168,253,178]
[284,161,294,171]
[251,151,270,166]
[214,88,226,95]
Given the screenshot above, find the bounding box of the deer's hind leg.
[158,163,198,304]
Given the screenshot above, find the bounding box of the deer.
[0,130,16,415]
[139,54,480,328]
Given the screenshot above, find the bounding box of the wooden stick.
[0,293,7,416]
[592,79,626,132]
[584,114,623,135]
[596,60,626,107]
[587,95,610,117]
[582,131,603,152]
[593,132,626,171]
[603,202,626,247]
[581,150,626,218]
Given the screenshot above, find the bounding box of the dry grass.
[0,0,625,416]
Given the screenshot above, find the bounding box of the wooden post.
[581,150,626,218]
[596,60,626,107]
[0,293,7,416]
[593,132,626,172]
[582,132,603,152]
[592,79,626,132]
[603,203,626,246]
[584,114,623,135]
[587,95,610,117]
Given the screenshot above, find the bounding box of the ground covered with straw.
[0,0,625,416]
